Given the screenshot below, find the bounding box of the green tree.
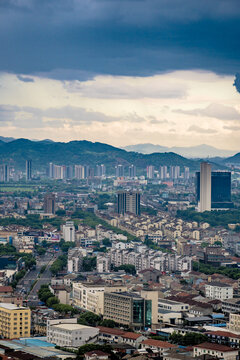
[115,264,136,275]
[78,312,101,326]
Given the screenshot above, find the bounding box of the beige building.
[72,282,126,315]
[228,313,240,332]
[103,292,152,330]
[0,303,31,339]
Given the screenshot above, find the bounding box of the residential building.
[63,221,75,242]
[97,254,111,273]
[205,282,233,301]
[222,298,240,314]
[228,313,240,332]
[115,165,124,177]
[0,303,31,339]
[68,248,83,273]
[147,166,154,179]
[128,165,136,178]
[117,191,141,216]
[43,193,56,214]
[103,292,152,329]
[47,318,99,348]
[193,342,238,360]
[72,282,126,315]
[141,339,176,353]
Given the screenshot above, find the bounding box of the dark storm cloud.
[0,0,240,79]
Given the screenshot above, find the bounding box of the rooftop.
[0,303,28,310]
[52,323,95,331]
[206,282,232,288]
[142,339,176,348]
[194,342,237,352]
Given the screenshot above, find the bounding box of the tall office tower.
[49,162,54,178]
[43,193,56,214]
[184,167,190,180]
[96,164,106,177]
[74,165,85,179]
[115,164,124,177]
[26,160,32,181]
[3,164,9,182]
[199,162,212,212]
[196,170,233,210]
[63,221,75,242]
[88,167,94,179]
[117,191,141,216]
[128,165,136,178]
[146,165,154,179]
[160,166,168,179]
[66,165,73,179]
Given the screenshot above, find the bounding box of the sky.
[0,0,240,150]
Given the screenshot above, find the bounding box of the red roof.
[97,326,125,336]
[0,286,13,293]
[122,332,143,340]
[207,331,240,339]
[194,342,237,352]
[142,339,176,348]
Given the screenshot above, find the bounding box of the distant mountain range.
[0,138,201,171]
[0,138,236,171]
[123,143,236,158]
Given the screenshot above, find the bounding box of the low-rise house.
[121,332,147,348]
[141,339,176,353]
[193,342,238,360]
[207,330,240,348]
[84,350,110,360]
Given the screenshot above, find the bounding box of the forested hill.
[0,138,206,170]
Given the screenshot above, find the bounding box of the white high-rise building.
[63,221,75,242]
[147,165,154,179]
[199,162,211,212]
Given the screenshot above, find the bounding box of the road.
[17,250,60,306]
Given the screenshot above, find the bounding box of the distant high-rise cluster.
[147,165,190,180]
[196,162,233,211]
[0,164,10,182]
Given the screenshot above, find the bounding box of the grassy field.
[0,186,36,192]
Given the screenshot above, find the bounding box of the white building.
[47,318,99,348]
[199,162,211,212]
[205,282,233,301]
[67,248,83,273]
[97,254,111,273]
[158,299,189,312]
[63,221,75,242]
[193,343,238,360]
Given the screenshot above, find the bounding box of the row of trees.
[50,255,67,275]
[193,261,240,280]
[38,284,79,315]
[177,208,240,229]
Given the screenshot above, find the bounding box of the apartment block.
[0,303,31,339]
[205,282,233,301]
[72,282,126,315]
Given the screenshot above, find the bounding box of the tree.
[100,319,117,328]
[102,238,111,247]
[170,331,208,346]
[78,312,101,326]
[82,257,96,272]
[115,264,136,275]
[46,296,59,307]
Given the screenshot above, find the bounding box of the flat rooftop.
[158,299,186,305]
[0,303,28,310]
[52,323,94,331]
